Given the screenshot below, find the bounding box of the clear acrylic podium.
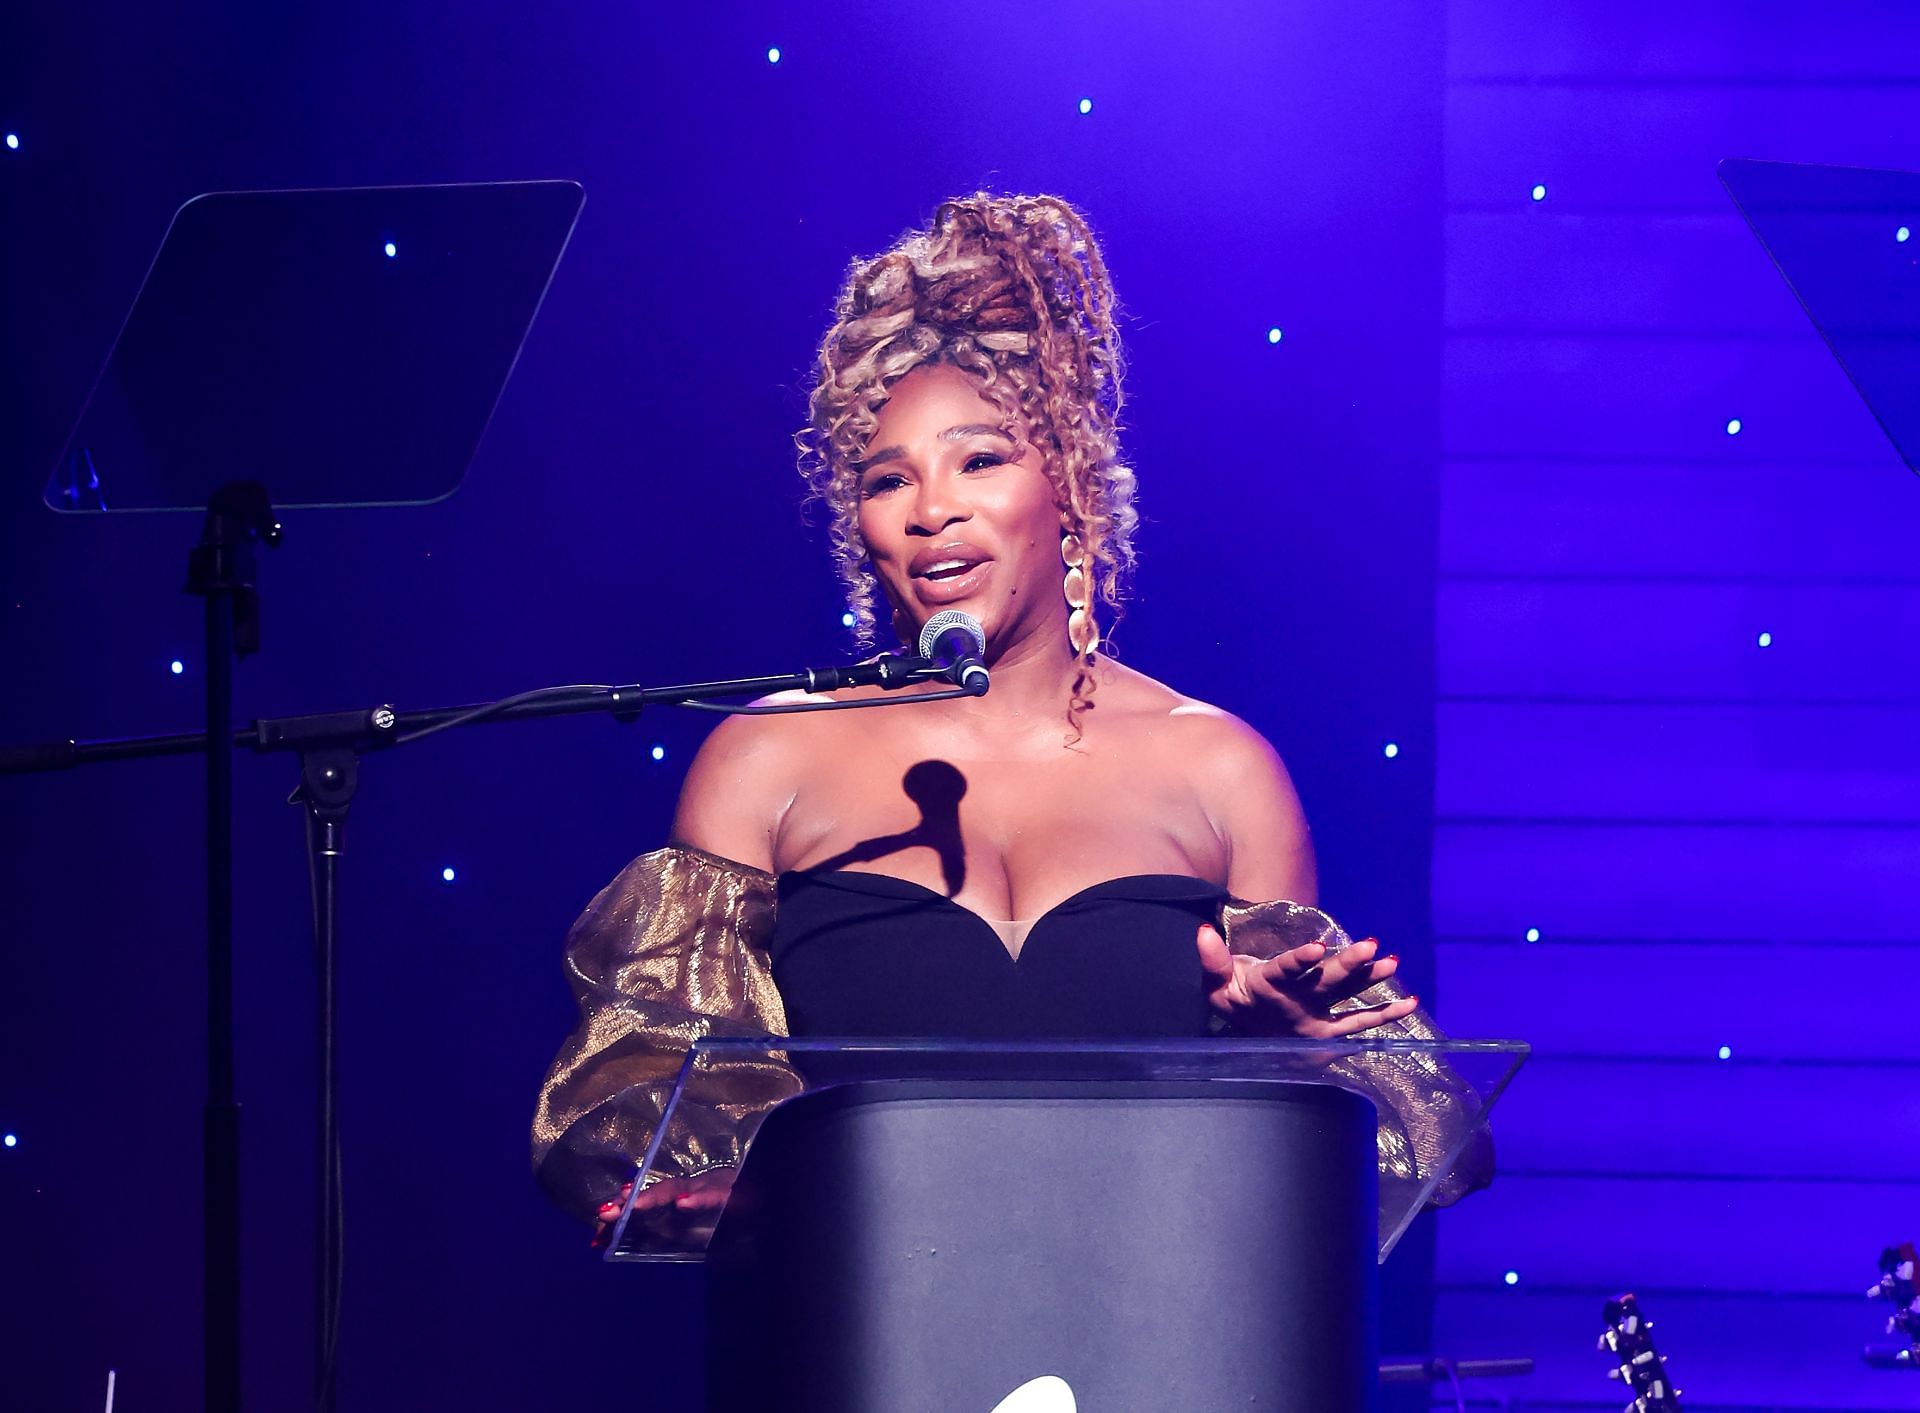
[608,1037,1525,1413]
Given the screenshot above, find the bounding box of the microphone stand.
[0,628,956,1413]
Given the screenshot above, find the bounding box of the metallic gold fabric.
[532,851,1491,1227]
[1220,898,1495,1211]
[530,845,799,1224]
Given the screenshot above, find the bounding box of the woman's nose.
[908,474,970,534]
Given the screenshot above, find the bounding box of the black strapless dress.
[768,869,1225,1038]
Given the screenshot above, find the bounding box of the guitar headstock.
[1599,1292,1683,1412]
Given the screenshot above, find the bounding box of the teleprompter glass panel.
[45,180,582,512]
[1722,158,1920,476]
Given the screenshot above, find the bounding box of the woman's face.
[855,363,1064,651]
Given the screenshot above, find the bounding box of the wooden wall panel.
[1433,821,1920,940]
[1435,703,1920,822]
[1440,461,1920,581]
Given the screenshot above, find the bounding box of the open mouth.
[917,559,982,582]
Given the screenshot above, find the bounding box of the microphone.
[918,610,990,696]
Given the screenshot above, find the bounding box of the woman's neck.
[931,610,1085,732]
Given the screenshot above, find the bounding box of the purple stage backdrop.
[0,3,1914,1411]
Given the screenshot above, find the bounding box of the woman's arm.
[1173,704,1317,904]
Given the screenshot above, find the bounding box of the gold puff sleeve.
[530,844,799,1225]
[1219,898,1495,1212]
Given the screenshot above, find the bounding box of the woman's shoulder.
[666,681,905,870]
[1092,657,1281,761]
[1092,657,1315,900]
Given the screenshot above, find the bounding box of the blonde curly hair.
[797,193,1138,707]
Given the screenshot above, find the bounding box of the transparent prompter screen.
[1722,158,1920,476]
[46,180,582,512]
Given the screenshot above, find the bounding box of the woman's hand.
[1196,924,1419,1037]
[593,1168,737,1250]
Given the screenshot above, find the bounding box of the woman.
[532,194,1479,1241]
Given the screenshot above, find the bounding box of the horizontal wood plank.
[1435,702,1920,822]
[1444,334,1898,462]
[1446,212,1802,334]
[1443,1049,1920,1172]
[1449,0,1920,83]
[1448,83,1920,211]
[1438,581,1920,701]
[1438,1173,1916,1294]
[1439,460,1920,581]
[1433,821,1920,940]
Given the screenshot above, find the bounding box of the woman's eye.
[860,473,905,497]
[963,453,1004,472]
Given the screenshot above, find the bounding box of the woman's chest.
[772,742,1226,920]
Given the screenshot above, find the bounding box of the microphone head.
[918,609,985,659]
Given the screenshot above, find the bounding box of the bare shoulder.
[666,689,846,871]
[1091,658,1316,903]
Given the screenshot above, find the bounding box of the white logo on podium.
[990,1375,1077,1413]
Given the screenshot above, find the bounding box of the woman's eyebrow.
[857,425,1014,470]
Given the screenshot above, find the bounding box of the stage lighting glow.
[1898,225,1911,243]
[1529,184,1546,202]
[1267,327,1283,344]
[1524,927,1540,943]
[1757,631,1772,648]
[841,611,856,628]
[383,242,397,258]
[1503,1270,1519,1286]
[1382,742,1399,758]
[1725,417,1742,435]
[170,659,184,675]
[1078,97,1093,114]
[1717,1045,1732,1060]
[441,867,456,883]
[767,46,782,64]
[2,1134,15,1148]
[650,744,666,762]
[4,134,17,151]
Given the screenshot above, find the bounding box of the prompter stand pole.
[0,618,949,1413]
[183,482,281,1413]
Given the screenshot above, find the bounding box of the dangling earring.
[1061,532,1098,660]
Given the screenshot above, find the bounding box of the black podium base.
[706,1080,1379,1412]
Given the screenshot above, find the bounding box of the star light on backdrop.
[1718,1046,1733,1060]
[441,867,456,883]
[1524,928,1540,943]
[1898,225,1911,243]
[1503,1270,1520,1286]
[170,659,184,675]
[1757,631,1773,648]
[1078,97,1093,115]
[650,745,666,761]
[1267,326,1283,344]
[4,133,18,150]
[3,1134,16,1148]
[383,242,397,258]
[1529,183,1546,202]
[1725,417,1743,435]
[1382,742,1399,758]
[767,46,781,64]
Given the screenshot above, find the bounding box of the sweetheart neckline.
[778,868,1224,959]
